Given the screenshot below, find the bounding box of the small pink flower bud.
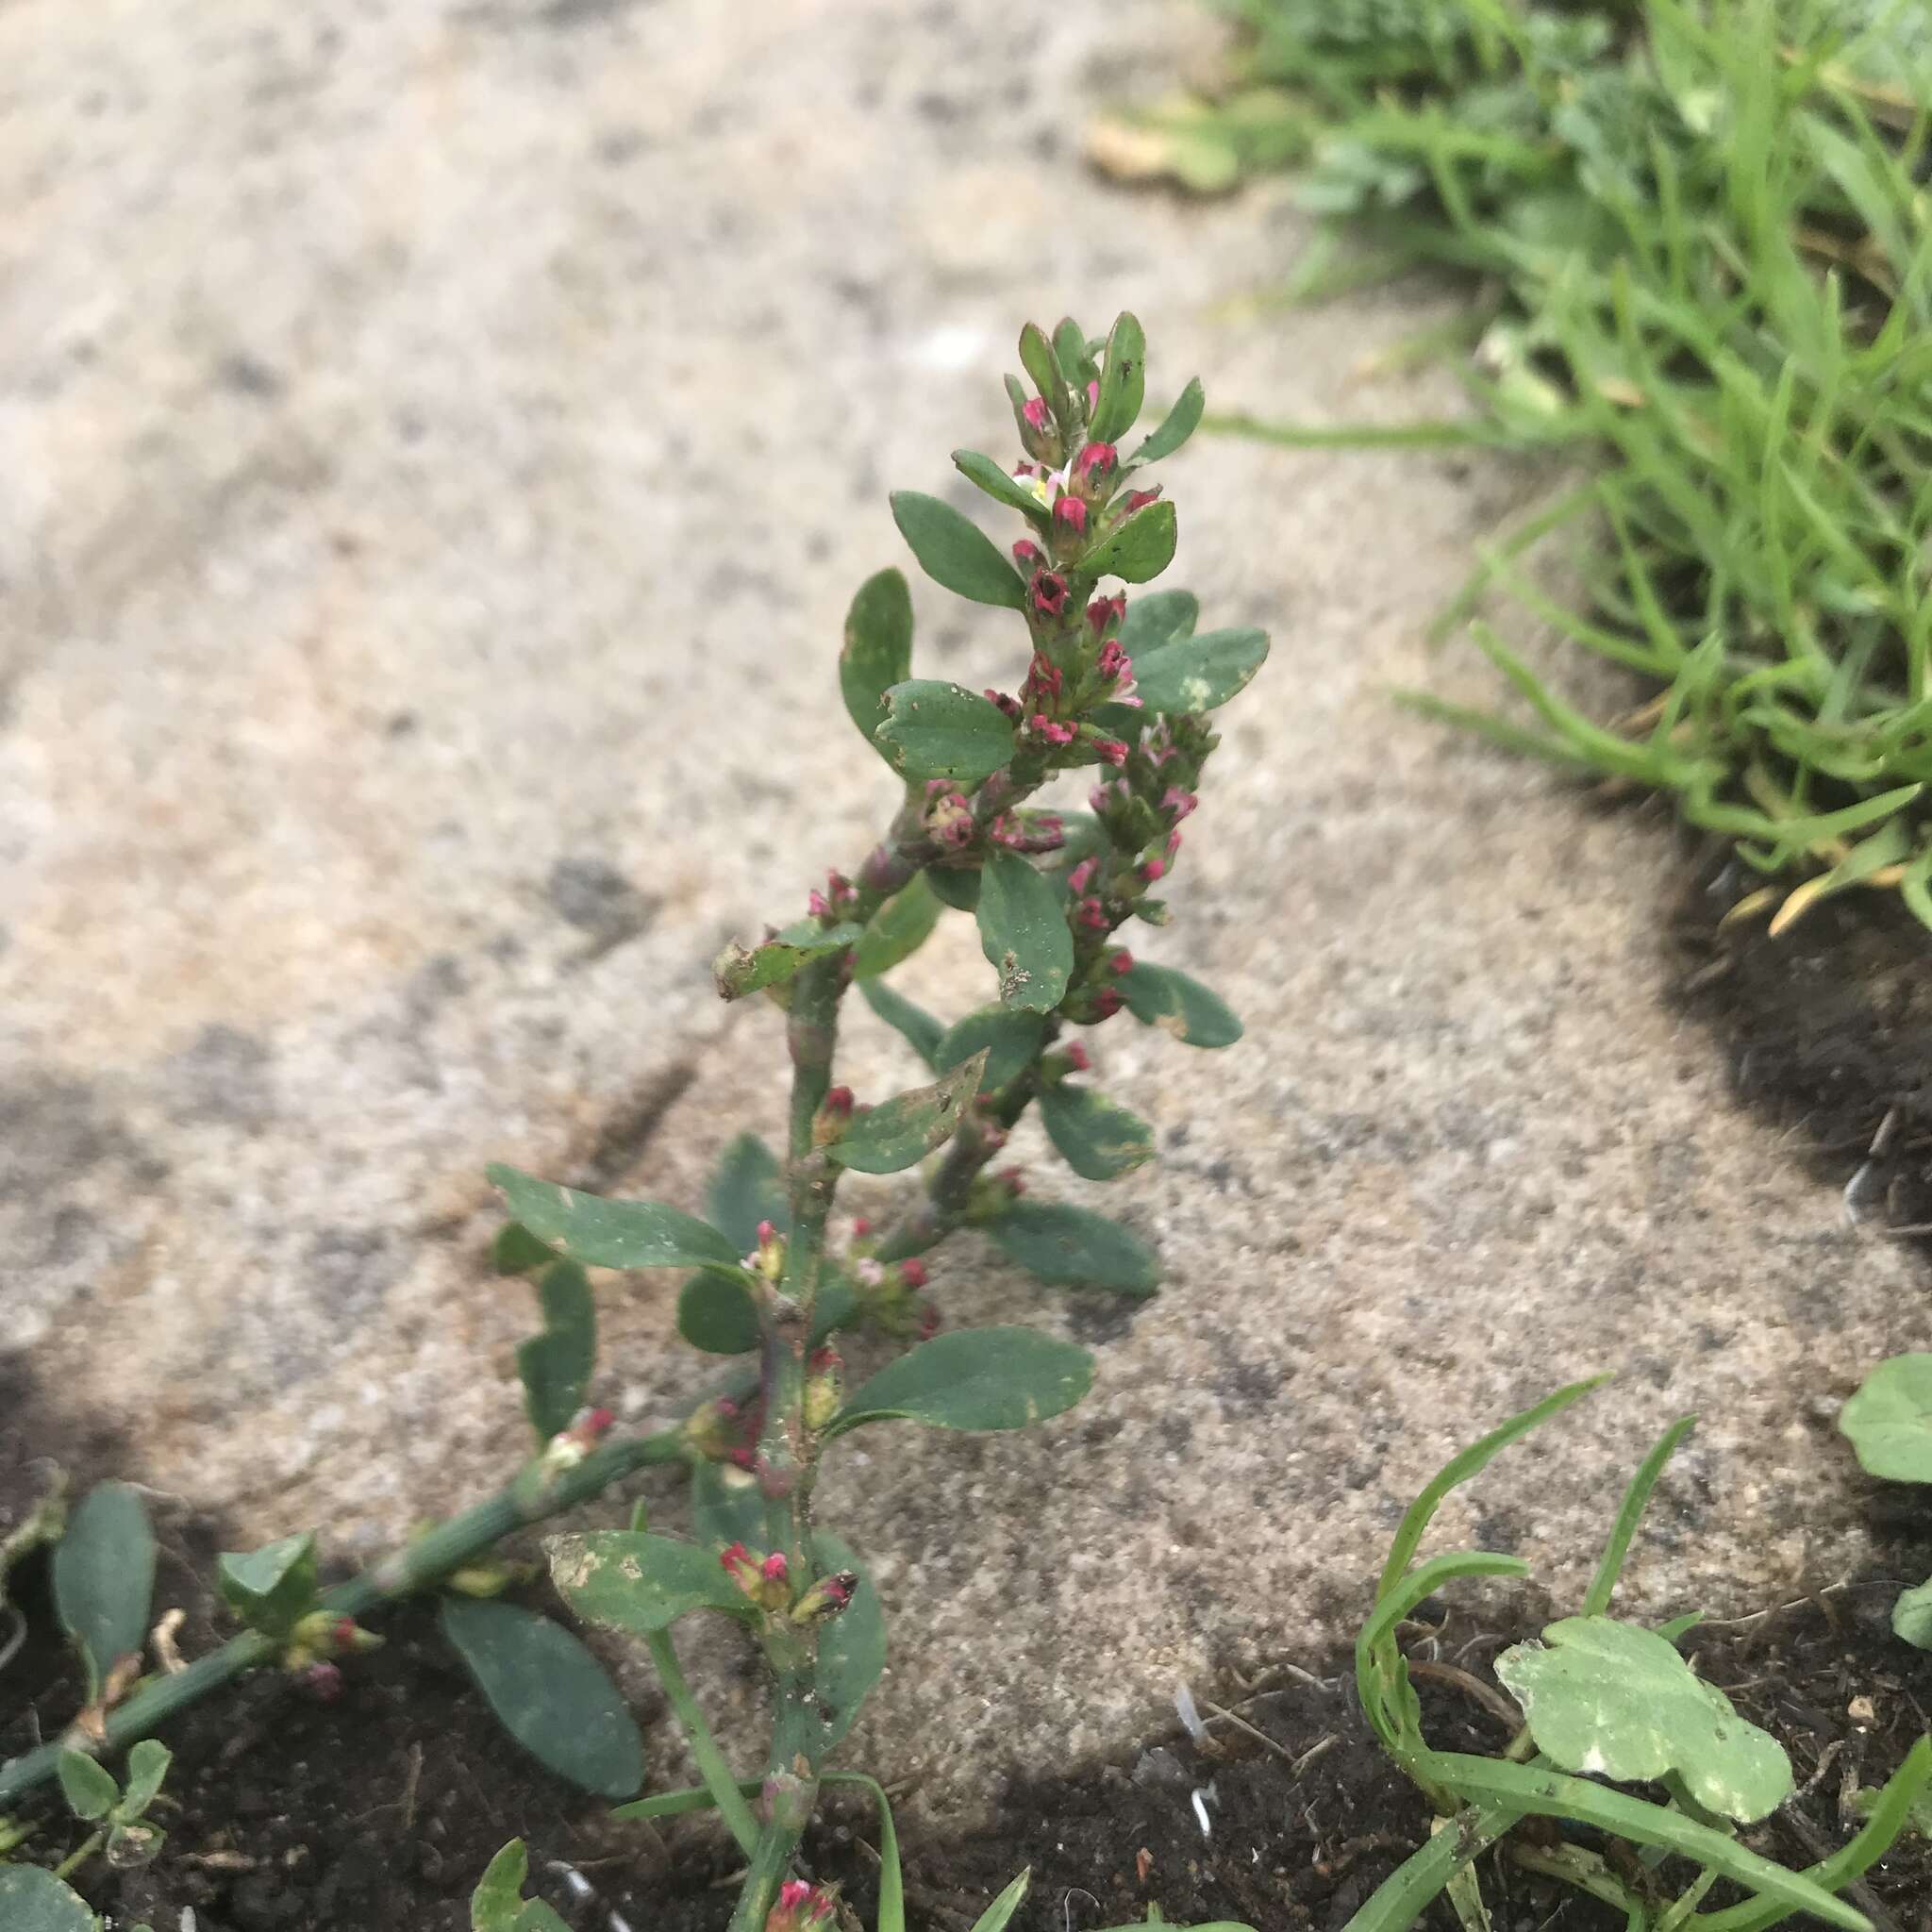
[1075,895,1109,933]
[727,1445,757,1470]
[851,1216,872,1239]
[1109,949,1134,974]
[1086,379,1100,413]
[822,1088,854,1120]
[1075,441,1118,482]
[985,688,1023,723]
[1067,857,1097,894]
[1086,596,1116,638]
[1064,1039,1091,1073]
[1162,787,1199,820]
[1123,488,1161,513]
[1053,495,1089,537]
[1023,396,1051,433]
[1028,716,1076,747]
[1140,857,1166,882]
[757,1219,778,1244]
[900,1258,929,1290]
[1013,538,1043,567]
[791,1570,858,1623]
[760,1552,790,1585]
[1030,570,1070,617]
[1093,738,1129,767]
[1096,640,1129,681]
[1024,656,1063,704]
[1167,829,1183,858]
[807,889,831,919]
[780,1883,814,1911]
[1092,986,1124,1020]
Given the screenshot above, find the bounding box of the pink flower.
[1109,949,1134,975]
[779,1884,814,1912]
[1024,657,1063,703]
[1030,570,1070,617]
[807,889,831,918]
[850,1216,872,1239]
[1123,488,1161,514]
[1096,640,1130,682]
[1086,379,1101,412]
[822,1088,855,1119]
[1053,495,1088,537]
[1064,1040,1091,1073]
[1162,787,1198,820]
[1093,738,1128,767]
[760,1552,790,1585]
[1091,986,1124,1020]
[1029,716,1076,746]
[1013,538,1043,567]
[1023,396,1051,433]
[1167,829,1183,858]
[1075,895,1109,932]
[900,1258,929,1290]
[1140,857,1166,883]
[1075,441,1118,481]
[1068,858,1097,894]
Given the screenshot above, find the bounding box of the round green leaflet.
[1840,1353,1932,1483]
[0,1865,98,1932]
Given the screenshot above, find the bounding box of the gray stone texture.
[4,0,1924,1827]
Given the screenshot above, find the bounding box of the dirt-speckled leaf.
[1893,1579,1932,1648]
[549,1531,753,1634]
[1118,963,1242,1047]
[858,976,945,1069]
[936,1006,1048,1092]
[953,450,1051,529]
[890,492,1027,609]
[216,1532,319,1638]
[487,1167,743,1274]
[1841,1354,1932,1482]
[826,1054,986,1175]
[1084,499,1176,585]
[713,919,865,1001]
[1131,376,1206,464]
[1494,1615,1792,1823]
[811,1531,885,1752]
[986,1202,1160,1296]
[517,1261,596,1441]
[0,1866,100,1932]
[825,1326,1093,1438]
[1038,1083,1156,1182]
[976,850,1073,1013]
[874,680,1016,783]
[1130,628,1270,715]
[852,873,943,980]
[676,1271,759,1355]
[1088,312,1146,445]
[840,568,914,763]
[706,1133,788,1250]
[441,1598,642,1800]
[1118,589,1197,654]
[54,1482,156,1700]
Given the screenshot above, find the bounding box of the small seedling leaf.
[705,1133,789,1250]
[548,1530,753,1634]
[858,976,946,1069]
[216,1532,320,1639]
[517,1260,596,1441]
[57,1748,119,1822]
[826,1326,1093,1438]
[953,450,1052,528]
[1494,1615,1792,1822]
[713,919,865,1001]
[1084,499,1177,585]
[486,1167,743,1273]
[676,1271,760,1355]
[874,679,1017,783]
[1039,1082,1156,1181]
[0,1866,100,1932]
[1131,377,1206,464]
[441,1597,642,1800]
[811,1531,885,1752]
[968,1871,1032,1932]
[1088,312,1147,445]
[1118,589,1198,653]
[936,1006,1049,1092]
[1841,1353,1932,1483]
[1130,628,1270,715]
[985,1201,1160,1296]
[840,568,915,763]
[1892,1578,1932,1648]
[54,1481,157,1700]
[826,1054,986,1175]
[890,491,1027,609]
[118,1740,171,1822]
[976,851,1074,1013]
[471,1840,573,1932]
[852,872,944,980]
[1117,963,1241,1047]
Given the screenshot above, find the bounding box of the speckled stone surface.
[4,0,1924,1828]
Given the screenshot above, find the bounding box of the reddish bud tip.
[1094,738,1129,767]
[1075,895,1109,932]
[899,1258,929,1290]
[1012,538,1043,567]
[586,1406,616,1436]
[780,1882,814,1911]
[1141,857,1167,883]
[1075,441,1118,481]
[807,889,831,919]
[822,1088,855,1119]
[1093,986,1125,1019]
[1086,379,1101,412]
[727,1446,757,1469]
[1123,488,1161,513]
[851,1216,872,1239]
[1108,949,1134,975]
[761,1552,790,1584]
[1067,857,1097,895]
[985,688,1023,723]
[1053,495,1089,536]
[1162,787,1199,820]
[1167,829,1183,858]
[1029,569,1070,617]
[756,1220,778,1246]
[1096,640,1129,680]
[1064,1040,1091,1073]
[1023,395,1051,432]
[721,1541,751,1572]
[1028,716,1076,746]
[808,1346,841,1374]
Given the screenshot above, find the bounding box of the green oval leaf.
[812,1531,885,1753]
[714,919,865,1001]
[57,1749,118,1822]
[1119,589,1198,654]
[1084,499,1177,585]
[874,680,1016,783]
[0,1866,99,1932]
[1130,628,1271,714]
[852,873,944,981]
[441,1598,642,1800]
[827,1054,987,1175]
[676,1271,759,1355]
[826,1326,1093,1438]
[517,1260,596,1441]
[1494,1615,1793,1823]
[216,1532,320,1639]
[976,850,1074,1013]
[1088,312,1147,445]
[1038,1083,1156,1182]
[890,492,1027,609]
[491,1222,558,1276]
[1054,316,1098,391]
[472,1840,573,1932]
[549,1530,753,1635]
[1131,376,1206,464]
[54,1482,156,1700]
[986,1201,1159,1296]
[936,1006,1048,1091]
[705,1133,788,1250]
[1117,963,1242,1047]
[486,1166,743,1273]
[858,976,945,1069]
[1841,1353,1932,1482]
[119,1740,170,1822]
[840,568,915,763]
[1019,323,1067,421]
[953,450,1051,528]
[926,865,981,911]
[1892,1578,1932,1648]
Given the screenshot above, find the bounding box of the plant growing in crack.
[0,313,1268,1931]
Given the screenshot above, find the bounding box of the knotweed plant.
[0,316,1269,1932]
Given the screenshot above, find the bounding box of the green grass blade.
[1583,1416,1696,1617]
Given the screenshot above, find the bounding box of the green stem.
[644,1628,759,1857]
[725,1661,822,1932]
[0,1428,685,1808]
[52,1828,103,1883]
